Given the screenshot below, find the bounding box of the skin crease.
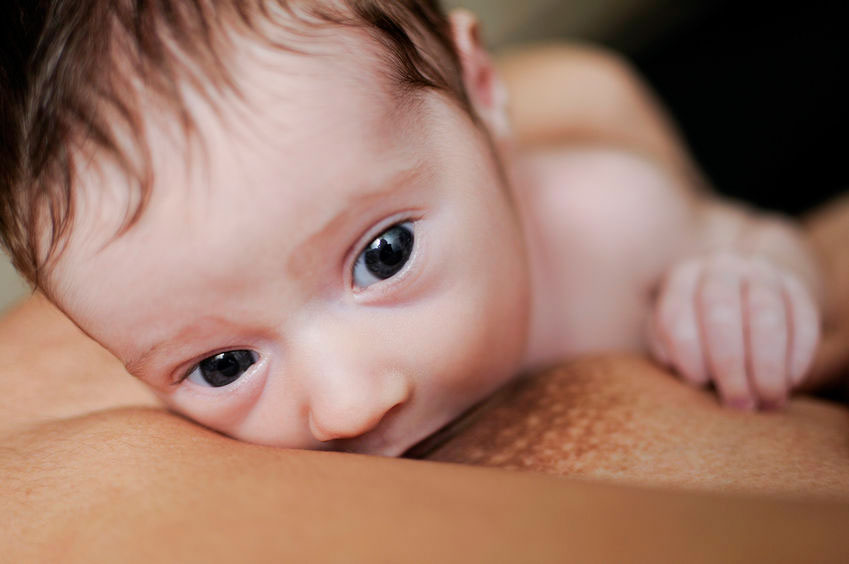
[47,10,823,456]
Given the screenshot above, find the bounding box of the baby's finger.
[744,264,788,408]
[646,313,671,367]
[782,274,820,387]
[699,256,753,409]
[655,261,708,386]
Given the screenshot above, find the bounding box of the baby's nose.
[308,369,413,442]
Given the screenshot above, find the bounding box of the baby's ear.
[449,10,511,139]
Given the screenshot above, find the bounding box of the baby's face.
[51,27,529,455]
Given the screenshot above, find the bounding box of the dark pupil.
[364,225,414,280]
[199,350,255,388]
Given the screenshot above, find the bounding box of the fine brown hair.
[0,0,469,287]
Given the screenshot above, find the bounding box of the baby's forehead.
[161,23,405,152]
[9,1,470,289]
[169,33,422,201]
[69,25,414,234]
[51,68,464,358]
[52,29,439,292]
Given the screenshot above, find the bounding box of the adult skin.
[3,44,849,561]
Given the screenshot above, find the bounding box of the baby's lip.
[337,406,481,457]
[329,405,423,457]
[401,388,510,459]
[340,379,522,457]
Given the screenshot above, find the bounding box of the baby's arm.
[501,44,824,408]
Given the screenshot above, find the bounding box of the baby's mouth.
[337,377,524,457]
[331,403,419,457]
[402,378,523,459]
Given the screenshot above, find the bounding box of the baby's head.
[1,1,530,455]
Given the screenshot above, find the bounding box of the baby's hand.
[647,252,820,409]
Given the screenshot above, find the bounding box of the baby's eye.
[186,350,258,388]
[353,222,414,288]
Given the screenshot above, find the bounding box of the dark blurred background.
[454,0,847,214]
[631,0,847,214]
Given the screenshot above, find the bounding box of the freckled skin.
[425,355,849,497]
[46,14,824,456]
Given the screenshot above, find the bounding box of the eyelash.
[347,213,421,288]
[352,221,415,289]
[176,348,260,386]
[345,210,422,262]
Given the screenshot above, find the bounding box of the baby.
[1,0,823,456]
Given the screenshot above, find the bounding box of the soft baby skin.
[41,7,822,455]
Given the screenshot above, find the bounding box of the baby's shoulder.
[512,144,704,357]
[513,145,697,255]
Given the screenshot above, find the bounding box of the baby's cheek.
[438,227,529,387]
[415,272,529,404]
[159,373,266,437]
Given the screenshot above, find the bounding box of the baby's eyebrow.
[125,316,241,382]
[285,165,424,281]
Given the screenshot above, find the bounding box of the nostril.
[307,370,414,443]
[307,406,391,442]
[307,390,411,443]
[307,410,335,443]
[379,401,406,427]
